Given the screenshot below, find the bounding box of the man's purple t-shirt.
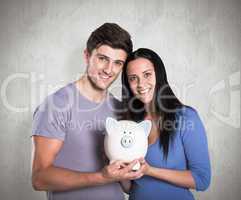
[32,83,124,200]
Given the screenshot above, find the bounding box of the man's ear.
[84,49,90,65]
[106,117,118,135]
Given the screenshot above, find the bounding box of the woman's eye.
[128,76,137,82]
[144,73,151,78]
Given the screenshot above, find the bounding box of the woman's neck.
[145,102,157,119]
[144,103,162,131]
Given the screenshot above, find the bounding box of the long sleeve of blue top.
[129,107,211,200]
[180,107,211,191]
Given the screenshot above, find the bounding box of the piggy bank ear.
[105,117,118,135]
[138,120,152,137]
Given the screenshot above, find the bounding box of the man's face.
[85,45,127,91]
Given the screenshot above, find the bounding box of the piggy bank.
[104,117,152,170]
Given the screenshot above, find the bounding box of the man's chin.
[98,80,115,90]
[93,82,111,91]
[88,77,111,91]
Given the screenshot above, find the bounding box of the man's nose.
[103,61,113,74]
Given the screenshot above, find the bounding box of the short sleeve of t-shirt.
[32,95,68,141]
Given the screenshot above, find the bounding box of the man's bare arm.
[31,136,143,191]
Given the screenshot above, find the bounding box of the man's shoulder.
[51,82,74,100]
[36,83,74,112]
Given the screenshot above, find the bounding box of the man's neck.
[75,76,107,103]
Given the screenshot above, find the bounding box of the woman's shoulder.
[174,105,206,139]
[175,105,199,119]
[174,106,202,133]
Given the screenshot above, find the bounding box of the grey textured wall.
[0,0,240,200]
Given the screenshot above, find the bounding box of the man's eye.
[114,61,123,67]
[98,56,107,61]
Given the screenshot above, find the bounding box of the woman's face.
[127,58,156,104]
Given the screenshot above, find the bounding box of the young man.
[31,23,143,200]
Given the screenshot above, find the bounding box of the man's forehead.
[94,45,127,61]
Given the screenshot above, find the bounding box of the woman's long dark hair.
[121,48,183,159]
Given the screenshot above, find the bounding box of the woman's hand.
[138,157,152,176]
[138,157,196,189]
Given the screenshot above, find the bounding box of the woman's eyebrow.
[127,74,137,77]
[127,68,153,76]
[142,69,153,73]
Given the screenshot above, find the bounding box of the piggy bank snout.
[121,135,134,148]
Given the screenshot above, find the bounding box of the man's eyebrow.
[96,53,125,63]
[115,59,125,64]
[96,53,109,58]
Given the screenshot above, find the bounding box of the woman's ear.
[105,117,119,135]
[138,120,152,137]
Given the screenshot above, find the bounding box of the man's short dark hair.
[86,23,133,55]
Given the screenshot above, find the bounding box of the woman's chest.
[146,135,187,170]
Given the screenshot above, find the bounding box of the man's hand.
[101,160,144,182]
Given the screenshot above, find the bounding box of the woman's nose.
[137,77,146,88]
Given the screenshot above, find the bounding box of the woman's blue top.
[129,107,211,200]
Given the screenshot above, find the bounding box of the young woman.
[121,48,211,200]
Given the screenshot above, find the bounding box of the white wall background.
[0,0,240,200]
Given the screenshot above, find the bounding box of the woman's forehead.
[127,58,154,74]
